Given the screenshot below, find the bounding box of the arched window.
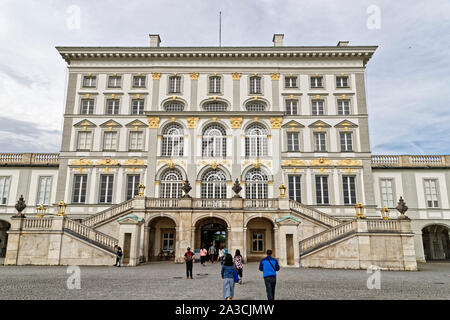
[245,123,268,157]
[162,123,184,157]
[201,169,227,199]
[202,101,228,112]
[245,101,266,112]
[163,101,185,112]
[160,169,183,198]
[202,124,227,158]
[245,169,268,199]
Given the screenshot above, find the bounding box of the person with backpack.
[221,253,236,300]
[259,249,280,300]
[184,247,195,279]
[233,249,244,284]
[200,246,207,266]
[114,245,123,267]
[209,243,216,264]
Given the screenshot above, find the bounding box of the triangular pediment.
[308,120,331,128]
[125,119,147,128]
[74,119,96,128]
[100,119,122,128]
[275,215,302,225]
[282,120,305,128]
[334,120,358,128]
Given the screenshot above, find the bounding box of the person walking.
[221,253,236,300]
[114,245,122,267]
[184,247,195,279]
[200,246,207,267]
[259,249,280,300]
[218,246,225,265]
[233,249,244,284]
[209,243,216,264]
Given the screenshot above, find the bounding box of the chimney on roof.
[337,41,349,47]
[149,34,161,47]
[272,34,284,47]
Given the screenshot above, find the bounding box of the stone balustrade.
[367,219,400,232]
[64,218,118,250]
[371,155,449,168]
[289,199,341,227]
[22,217,53,230]
[0,153,59,166]
[83,199,133,227]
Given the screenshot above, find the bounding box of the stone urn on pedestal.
[14,195,26,218]
[181,180,192,198]
[396,196,409,220]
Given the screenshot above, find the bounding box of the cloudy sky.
[0,0,449,154]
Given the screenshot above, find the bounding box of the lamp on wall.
[279,184,287,198]
[36,204,46,218]
[380,206,390,220]
[56,200,67,216]
[354,202,366,219]
[137,182,146,197]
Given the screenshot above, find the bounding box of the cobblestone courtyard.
[0,261,449,300]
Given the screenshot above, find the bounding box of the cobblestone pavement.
[0,261,449,300]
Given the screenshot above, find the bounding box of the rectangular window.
[131,99,145,115]
[72,174,87,203]
[209,76,221,93]
[129,131,143,150]
[103,131,117,151]
[106,99,120,115]
[314,132,326,151]
[162,232,174,251]
[311,76,323,88]
[336,76,349,88]
[315,176,329,204]
[288,175,301,202]
[424,179,439,208]
[287,132,300,151]
[126,174,140,200]
[252,233,264,252]
[83,76,96,88]
[342,176,357,205]
[77,131,92,150]
[249,76,262,94]
[337,99,350,115]
[99,174,114,204]
[37,177,52,205]
[0,177,11,205]
[340,132,353,152]
[169,76,181,93]
[108,76,121,88]
[133,76,146,88]
[286,100,298,115]
[285,76,297,88]
[380,179,394,207]
[312,100,324,115]
[80,99,94,115]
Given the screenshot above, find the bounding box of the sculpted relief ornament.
[230,117,243,129]
[269,117,283,129]
[187,117,200,129]
[147,117,160,129]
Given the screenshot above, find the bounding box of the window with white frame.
[380,179,394,207]
[340,132,353,152]
[129,131,143,151]
[424,179,439,208]
[99,174,114,204]
[72,174,87,203]
[202,102,228,112]
[160,169,183,198]
[37,177,52,205]
[168,76,181,93]
[106,99,120,115]
[209,76,221,93]
[83,76,96,88]
[252,233,264,252]
[249,76,262,94]
[77,131,92,150]
[311,76,323,88]
[0,177,11,205]
[245,168,268,199]
[312,99,324,115]
[202,124,226,157]
[337,99,350,115]
[285,76,297,88]
[285,99,298,115]
[288,175,301,202]
[162,232,175,251]
[80,99,94,115]
[162,123,184,157]
[131,99,145,115]
[336,76,349,88]
[133,76,146,88]
[342,176,357,205]
[315,176,329,204]
[164,101,185,112]
[287,132,300,151]
[245,123,268,157]
[245,101,266,112]
[201,169,227,199]
[103,131,117,151]
[126,174,140,200]
[108,75,121,88]
[314,132,326,151]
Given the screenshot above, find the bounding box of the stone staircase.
[82,198,134,228]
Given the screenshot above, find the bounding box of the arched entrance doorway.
[246,217,275,262]
[422,225,450,261]
[195,217,228,252]
[148,217,177,261]
[0,220,10,258]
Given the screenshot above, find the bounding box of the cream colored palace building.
[0,34,449,268]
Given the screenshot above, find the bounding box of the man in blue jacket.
[259,249,280,300]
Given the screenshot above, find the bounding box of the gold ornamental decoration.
[69,158,93,166]
[282,159,307,167]
[232,73,241,80]
[190,73,199,80]
[124,158,145,166]
[152,73,161,80]
[158,159,186,169]
[270,117,283,129]
[187,117,200,128]
[147,117,160,129]
[270,73,280,80]
[230,117,243,129]
[337,159,362,167]
[310,157,333,166]
[96,158,119,166]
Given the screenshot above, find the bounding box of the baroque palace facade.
[1,34,449,268]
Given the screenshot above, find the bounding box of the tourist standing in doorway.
[114,245,122,267]
[218,246,225,265]
[200,246,207,266]
[259,249,280,300]
[209,243,216,264]
[184,247,195,279]
[233,249,244,284]
[221,253,235,300]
